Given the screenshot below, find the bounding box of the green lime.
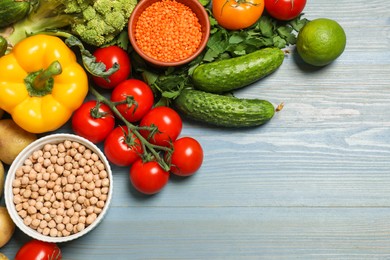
[296,18,346,66]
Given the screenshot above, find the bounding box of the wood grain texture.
[2,0,390,259]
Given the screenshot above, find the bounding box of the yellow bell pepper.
[0,34,88,133]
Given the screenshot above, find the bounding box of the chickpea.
[42,227,50,236]
[56,157,65,166]
[39,220,48,229]
[76,223,85,232]
[31,219,40,229]
[39,207,49,214]
[27,205,37,215]
[86,213,97,225]
[49,156,57,165]
[43,151,52,159]
[21,176,29,186]
[50,228,58,237]
[23,216,32,226]
[28,170,38,181]
[15,168,24,177]
[18,210,27,218]
[15,204,23,212]
[99,170,108,179]
[13,188,20,196]
[54,215,63,224]
[78,145,86,154]
[78,158,87,167]
[57,223,65,232]
[13,194,22,204]
[89,196,98,205]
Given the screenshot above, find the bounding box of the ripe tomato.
[169,137,204,176]
[110,79,154,122]
[264,0,307,21]
[92,45,131,89]
[72,100,115,144]
[139,106,182,147]
[212,0,265,30]
[15,239,61,260]
[130,159,170,195]
[104,126,143,167]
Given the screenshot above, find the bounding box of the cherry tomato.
[15,239,62,260]
[104,126,143,167]
[72,100,115,143]
[264,0,306,21]
[169,137,204,176]
[139,106,182,147]
[130,159,170,195]
[92,46,131,89]
[212,0,265,30]
[110,79,154,122]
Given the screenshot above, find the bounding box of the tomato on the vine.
[212,0,265,30]
[92,45,131,89]
[264,0,307,21]
[130,159,170,195]
[15,240,62,260]
[139,106,182,147]
[110,79,154,122]
[72,100,115,144]
[104,126,143,167]
[169,137,204,176]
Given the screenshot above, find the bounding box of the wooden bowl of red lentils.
[128,0,210,67]
[4,133,113,243]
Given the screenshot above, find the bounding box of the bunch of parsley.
[130,4,309,104]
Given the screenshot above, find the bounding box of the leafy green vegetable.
[137,10,309,103]
[0,0,137,47]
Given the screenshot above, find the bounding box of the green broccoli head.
[70,0,137,46]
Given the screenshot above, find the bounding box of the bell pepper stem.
[33,61,62,90]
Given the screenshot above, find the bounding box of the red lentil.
[135,0,203,62]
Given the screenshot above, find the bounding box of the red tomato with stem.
[15,239,62,260]
[72,100,115,143]
[264,0,307,21]
[110,79,154,122]
[104,126,143,167]
[139,106,182,147]
[92,45,131,89]
[169,137,204,176]
[212,0,265,30]
[130,159,170,195]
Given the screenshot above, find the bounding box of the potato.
[0,161,4,199]
[0,119,37,165]
[0,253,9,260]
[0,207,15,248]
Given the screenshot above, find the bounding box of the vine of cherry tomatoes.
[72,49,204,195]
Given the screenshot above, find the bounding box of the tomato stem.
[89,85,172,171]
[222,0,260,13]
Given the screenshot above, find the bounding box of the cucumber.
[192,47,284,94]
[0,0,31,28]
[173,89,275,128]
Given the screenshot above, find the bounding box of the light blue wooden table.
[2,0,390,259]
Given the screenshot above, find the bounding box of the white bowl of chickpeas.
[4,133,113,243]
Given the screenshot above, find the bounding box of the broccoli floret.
[0,0,137,47]
[70,0,137,46]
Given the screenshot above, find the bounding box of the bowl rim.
[4,133,113,243]
[128,0,210,67]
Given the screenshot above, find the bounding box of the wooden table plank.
[1,0,390,259]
